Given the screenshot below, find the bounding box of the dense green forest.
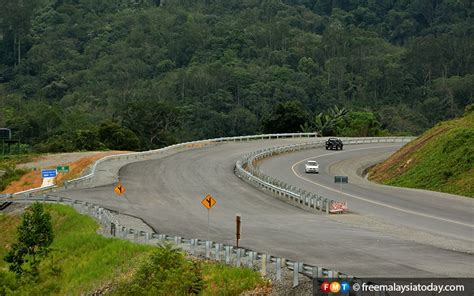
[0,0,472,152]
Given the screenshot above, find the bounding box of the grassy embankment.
[369,111,473,197]
[0,204,265,295]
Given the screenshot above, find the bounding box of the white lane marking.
[290,145,474,228]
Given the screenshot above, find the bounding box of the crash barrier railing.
[235,137,415,214]
[11,133,318,197]
[4,194,349,287]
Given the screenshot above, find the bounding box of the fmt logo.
[321,281,350,293]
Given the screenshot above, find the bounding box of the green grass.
[370,111,473,197]
[0,204,265,295]
[0,154,38,171]
[0,214,21,270]
[1,205,154,295]
[201,263,266,295]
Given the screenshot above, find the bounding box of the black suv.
[325,138,343,150]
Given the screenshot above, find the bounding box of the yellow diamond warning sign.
[201,194,216,210]
[114,183,126,195]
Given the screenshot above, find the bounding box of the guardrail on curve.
[234,137,415,214]
[11,133,318,197]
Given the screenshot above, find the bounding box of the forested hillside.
[0,0,472,152]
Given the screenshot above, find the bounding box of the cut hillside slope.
[1,151,127,194]
[369,111,473,197]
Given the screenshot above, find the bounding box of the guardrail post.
[276,257,282,281]
[325,199,329,214]
[236,249,243,267]
[205,241,212,258]
[190,239,197,255]
[293,262,300,287]
[133,230,139,242]
[174,236,181,245]
[260,254,267,276]
[248,251,256,268]
[225,245,232,264]
[145,232,150,244]
[110,223,116,237]
[311,267,318,280]
[215,243,221,261]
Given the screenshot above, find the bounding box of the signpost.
[201,194,216,240]
[114,183,126,195]
[41,169,57,178]
[57,165,70,173]
[334,176,348,191]
[236,213,241,247]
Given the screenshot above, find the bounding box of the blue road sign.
[41,169,57,178]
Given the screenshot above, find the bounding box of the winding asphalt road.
[58,139,474,277]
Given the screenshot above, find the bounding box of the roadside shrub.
[4,203,54,277]
[113,243,203,295]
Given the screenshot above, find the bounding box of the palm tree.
[313,105,349,136]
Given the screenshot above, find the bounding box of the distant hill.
[369,108,474,197]
[0,1,473,151]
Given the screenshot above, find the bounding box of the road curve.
[58,140,474,277]
[259,144,474,242]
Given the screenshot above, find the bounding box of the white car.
[305,160,319,173]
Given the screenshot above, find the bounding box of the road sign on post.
[334,176,348,191]
[41,169,57,178]
[201,194,216,209]
[201,194,216,241]
[334,176,348,183]
[57,165,70,173]
[114,183,126,195]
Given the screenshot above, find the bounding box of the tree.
[313,105,349,136]
[98,121,140,150]
[262,100,310,133]
[122,100,182,149]
[339,111,383,137]
[0,0,41,65]
[5,203,54,277]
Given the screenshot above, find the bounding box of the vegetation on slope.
[0,204,264,295]
[0,155,34,191]
[369,107,474,197]
[0,0,472,152]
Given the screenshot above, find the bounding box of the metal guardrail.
[235,137,414,214]
[6,194,348,287]
[11,133,318,197]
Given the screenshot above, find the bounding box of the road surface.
[57,139,474,277]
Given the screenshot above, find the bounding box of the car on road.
[326,138,343,150]
[305,160,319,173]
